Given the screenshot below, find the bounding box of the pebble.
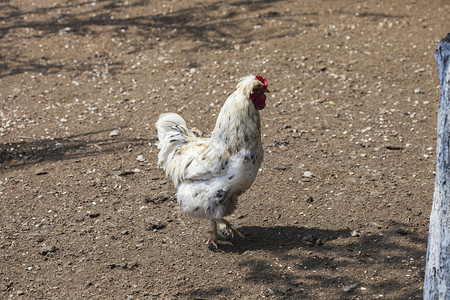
[58,27,71,34]
[145,217,166,230]
[35,235,45,243]
[342,282,360,293]
[75,216,85,222]
[0,282,10,291]
[145,193,169,204]
[414,88,423,94]
[109,130,120,137]
[88,212,100,218]
[350,230,360,237]
[35,169,48,176]
[303,171,314,178]
[117,170,135,176]
[301,235,315,245]
[274,166,287,171]
[136,154,145,162]
[39,245,56,255]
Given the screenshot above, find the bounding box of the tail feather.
[156,113,196,169]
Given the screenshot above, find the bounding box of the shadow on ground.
[187,224,425,299]
[0,128,151,168]
[0,0,294,78]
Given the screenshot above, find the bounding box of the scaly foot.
[206,219,244,248]
[206,219,235,248]
[206,235,233,248]
[221,218,245,239]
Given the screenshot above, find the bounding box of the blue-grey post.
[424,33,450,300]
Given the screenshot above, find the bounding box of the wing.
[165,137,228,187]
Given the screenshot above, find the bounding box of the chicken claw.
[207,219,244,248]
[221,218,245,239]
[207,236,233,248]
[207,220,232,248]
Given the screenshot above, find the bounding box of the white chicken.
[156,75,269,247]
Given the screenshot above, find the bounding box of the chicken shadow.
[222,225,351,253]
[194,224,426,299]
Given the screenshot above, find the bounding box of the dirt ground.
[1,0,449,299]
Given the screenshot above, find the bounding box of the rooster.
[156,75,269,247]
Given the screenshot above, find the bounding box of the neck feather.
[210,91,261,154]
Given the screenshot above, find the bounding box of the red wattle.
[250,91,266,110]
[251,75,268,110]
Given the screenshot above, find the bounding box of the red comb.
[255,75,268,88]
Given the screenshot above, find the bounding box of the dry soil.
[1,0,450,299]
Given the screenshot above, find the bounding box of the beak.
[265,88,271,93]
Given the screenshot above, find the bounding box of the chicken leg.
[207,219,244,248]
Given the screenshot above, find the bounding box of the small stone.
[145,194,169,204]
[379,108,388,115]
[386,145,403,150]
[39,245,56,255]
[414,88,423,94]
[17,290,24,296]
[370,222,382,229]
[109,130,120,137]
[350,230,360,237]
[35,169,48,175]
[117,170,135,176]
[105,262,117,269]
[0,282,10,291]
[342,282,360,293]
[274,166,287,171]
[189,68,197,74]
[301,235,316,245]
[145,217,166,230]
[75,216,85,222]
[136,154,145,162]
[88,212,100,218]
[303,171,314,178]
[58,27,71,34]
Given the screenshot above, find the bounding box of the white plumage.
[156,74,269,247]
